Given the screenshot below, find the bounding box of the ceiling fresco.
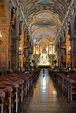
[19,0,72,49]
[32,27,56,41]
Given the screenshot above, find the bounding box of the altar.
[38,49,51,66]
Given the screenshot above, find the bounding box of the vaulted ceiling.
[19,0,72,50]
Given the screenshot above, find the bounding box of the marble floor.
[20,69,76,113]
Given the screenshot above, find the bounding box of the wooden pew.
[0,69,40,113]
[0,84,13,113]
[0,76,19,113]
[49,70,76,101]
[0,90,5,113]
[64,74,76,101]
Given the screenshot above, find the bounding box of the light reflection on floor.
[20,69,76,113]
[42,77,46,91]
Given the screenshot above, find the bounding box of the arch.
[32,27,56,40]
[29,10,61,28]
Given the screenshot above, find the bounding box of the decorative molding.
[0,4,6,17]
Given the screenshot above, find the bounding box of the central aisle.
[20,69,76,113]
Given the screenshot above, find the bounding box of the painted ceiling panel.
[19,0,71,48]
[37,0,53,4]
[32,27,56,40]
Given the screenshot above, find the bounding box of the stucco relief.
[0,4,6,17]
[1,17,7,24]
[1,28,7,49]
[1,27,7,33]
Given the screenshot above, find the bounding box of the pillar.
[48,43,49,55]
[70,37,76,68]
[39,43,40,55]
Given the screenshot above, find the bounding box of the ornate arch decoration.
[32,27,56,40]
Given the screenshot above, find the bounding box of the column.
[70,10,76,69]
[48,43,49,55]
[35,43,36,55]
[52,44,53,65]
[70,37,76,69]
[52,44,53,54]
[39,43,40,55]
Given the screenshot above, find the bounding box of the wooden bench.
[0,69,40,113]
[0,84,13,113]
[0,90,5,113]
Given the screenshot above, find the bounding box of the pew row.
[0,69,40,113]
[49,70,76,101]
